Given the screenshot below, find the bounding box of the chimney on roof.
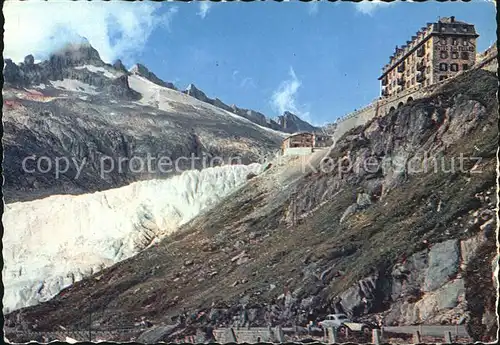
[450,16,455,23]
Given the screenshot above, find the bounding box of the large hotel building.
[379,17,479,98]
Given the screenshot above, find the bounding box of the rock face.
[3,42,139,100]
[3,69,497,342]
[184,84,210,102]
[130,63,177,90]
[112,59,129,74]
[423,240,460,292]
[276,111,320,133]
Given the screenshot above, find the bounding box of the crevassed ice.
[2,163,262,313]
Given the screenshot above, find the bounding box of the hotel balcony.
[416,61,426,71]
[382,89,389,97]
[381,77,388,86]
[397,63,405,73]
[397,77,405,85]
[417,46,426,57]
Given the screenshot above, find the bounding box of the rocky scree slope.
[2,43,284,202]
[4,70,497,342]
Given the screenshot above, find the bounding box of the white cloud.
[355,0,393,16]
[197,2,213,19]
[240,77,256,89]
[3,0,178,65]
[308,2,319,16]
[271,67,311,121]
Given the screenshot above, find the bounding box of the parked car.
[318,314,376,335]
[318,314,350,329]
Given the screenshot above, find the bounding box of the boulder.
[356,192,372,208]
[339,204,358,224]
[480,218,495,239]
[423,239,459,292]
[460,234,485,269]
[414,278,465,322]
[338,275,379,317]
[387,279,465,325]
[391,249,428,301]
[435,279,465,310]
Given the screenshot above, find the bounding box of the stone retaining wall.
[330,56,497,141]
[213,327,276,343]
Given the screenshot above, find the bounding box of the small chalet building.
[281,132,333,156]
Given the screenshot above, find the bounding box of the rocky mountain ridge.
[5,69,497,342]
[4,41,318,134]
[2,43,285,202]
[130,63,177,90]
[183,84,320,134]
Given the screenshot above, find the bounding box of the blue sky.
[4,0,497,125]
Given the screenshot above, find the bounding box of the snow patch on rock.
[50,79,99,94]
[74,65,122,79]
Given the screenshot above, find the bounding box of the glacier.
[2,163,262,313]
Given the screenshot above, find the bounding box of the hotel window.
[452,39,458,46]
[440,51,448,59]
[462,38,469,46]
[462,64,469,70]
[451,52,459,59]
[440,38,447,45]
[461,52,469,60]
[462,26,468,32]
[439,63,448,71]
[450,63,459,72]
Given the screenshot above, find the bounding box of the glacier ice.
[2,163,262,313]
